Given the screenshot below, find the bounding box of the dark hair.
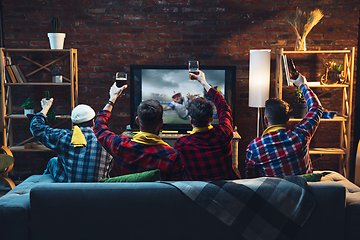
[137,99,163,129]
[188,97,213,127]
[265,98,290,125]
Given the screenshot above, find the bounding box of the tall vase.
[294,36,306,51]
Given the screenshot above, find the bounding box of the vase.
[24,109,34,116]
[52,75,63,83]
[293,103,307,118]
[47,33,66,49]
[294,36,306,51]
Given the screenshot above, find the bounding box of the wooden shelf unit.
[275,47,355,178]
[0,48,78,152]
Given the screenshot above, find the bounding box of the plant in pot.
[47,16,66,49]
[21,97,36,116]
[51,65,62,83]
[292,87,307,118]
[320,61,344,84]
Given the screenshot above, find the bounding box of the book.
[5,65,17,83]
[16,64,27,83]
[4,65,11,83]
[12,65,23,83]
[282,55,291,86]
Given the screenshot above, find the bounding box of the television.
[129,64,236,133]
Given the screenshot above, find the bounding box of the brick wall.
[1,0,359,179]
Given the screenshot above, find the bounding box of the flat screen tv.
[130,64,236,133]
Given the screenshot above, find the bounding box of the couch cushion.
[298,173,323,182]
[0,174,54,240]
[315,170,360,240]
[99,169,161,183]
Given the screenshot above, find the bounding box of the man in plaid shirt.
[246,74,323,178]
[93,83,184,181]
[174,70,240,181]
[30,101,113,182]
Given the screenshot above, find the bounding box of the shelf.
[275,47,355,178]
[3,49,74,53]
[283,84,349,88]
[5,114,71,119]
[280,49,352,54]
[1,48,78,154]
[288,116,347,122]
[309,148,346,155]
[8,145,55,153]
[4,83,71,86]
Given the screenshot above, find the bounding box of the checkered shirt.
[93,110,184,181]
[174,88,240,181]
[30,113,113,182]
[245,83,323,178]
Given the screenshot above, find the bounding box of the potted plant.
[321,61,343,84]
[51,65,62,83]
[292,87,307,118]
[47,16,66,49]
[21,97,36,116]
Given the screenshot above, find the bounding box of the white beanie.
[71,104,96,124]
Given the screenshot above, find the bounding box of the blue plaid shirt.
[30,113,113,182]
[246,83,323,178]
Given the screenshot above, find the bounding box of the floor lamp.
[248,49,271,138]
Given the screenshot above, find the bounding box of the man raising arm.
[93,83,184,181]
[245,74,323,178]
[30,99,113,182]
[174,70,240,180]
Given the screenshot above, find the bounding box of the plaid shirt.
[30,113,113,182]
[245,83,323,178]
[93,110,184,181]
[174,88,240,181]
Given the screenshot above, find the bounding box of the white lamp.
[248,49,271,137]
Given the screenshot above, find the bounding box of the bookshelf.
[0,48,78,152]
[275,47,355,178]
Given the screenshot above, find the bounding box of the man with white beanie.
[29,98,113,182]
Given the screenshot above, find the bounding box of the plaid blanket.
[162,176,315,240]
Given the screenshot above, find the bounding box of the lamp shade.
[248,49,271,108]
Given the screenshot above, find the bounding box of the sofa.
[0,170,358,240]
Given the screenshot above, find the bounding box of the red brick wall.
[1,0,359,178]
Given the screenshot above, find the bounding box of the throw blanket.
[162,176,315,240]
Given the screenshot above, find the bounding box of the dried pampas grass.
[287,8,324,50]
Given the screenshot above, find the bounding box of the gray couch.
[0,171,357,240]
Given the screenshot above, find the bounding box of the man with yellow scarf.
[245,74,323,178]
[93,83,184,181]
[30,101,113,182]
[174,70,240,181]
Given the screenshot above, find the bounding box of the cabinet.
[0,48,78,152]
[275,47,355,178]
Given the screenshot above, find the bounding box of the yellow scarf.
[190,125,213,134]
[262,124,287,136]
[132,132,170,146]
[71,126,87,147]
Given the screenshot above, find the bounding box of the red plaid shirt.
[174,88,240,181]
[94,110,184,181]
[245,83,323,178]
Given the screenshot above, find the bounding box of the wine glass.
[188,60,199,80]
[115,72,127,87]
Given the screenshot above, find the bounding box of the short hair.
[188,97,213,127]
[137,99,163,129]
[265,98,290,125]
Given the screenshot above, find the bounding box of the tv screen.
[130,65,236,133]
